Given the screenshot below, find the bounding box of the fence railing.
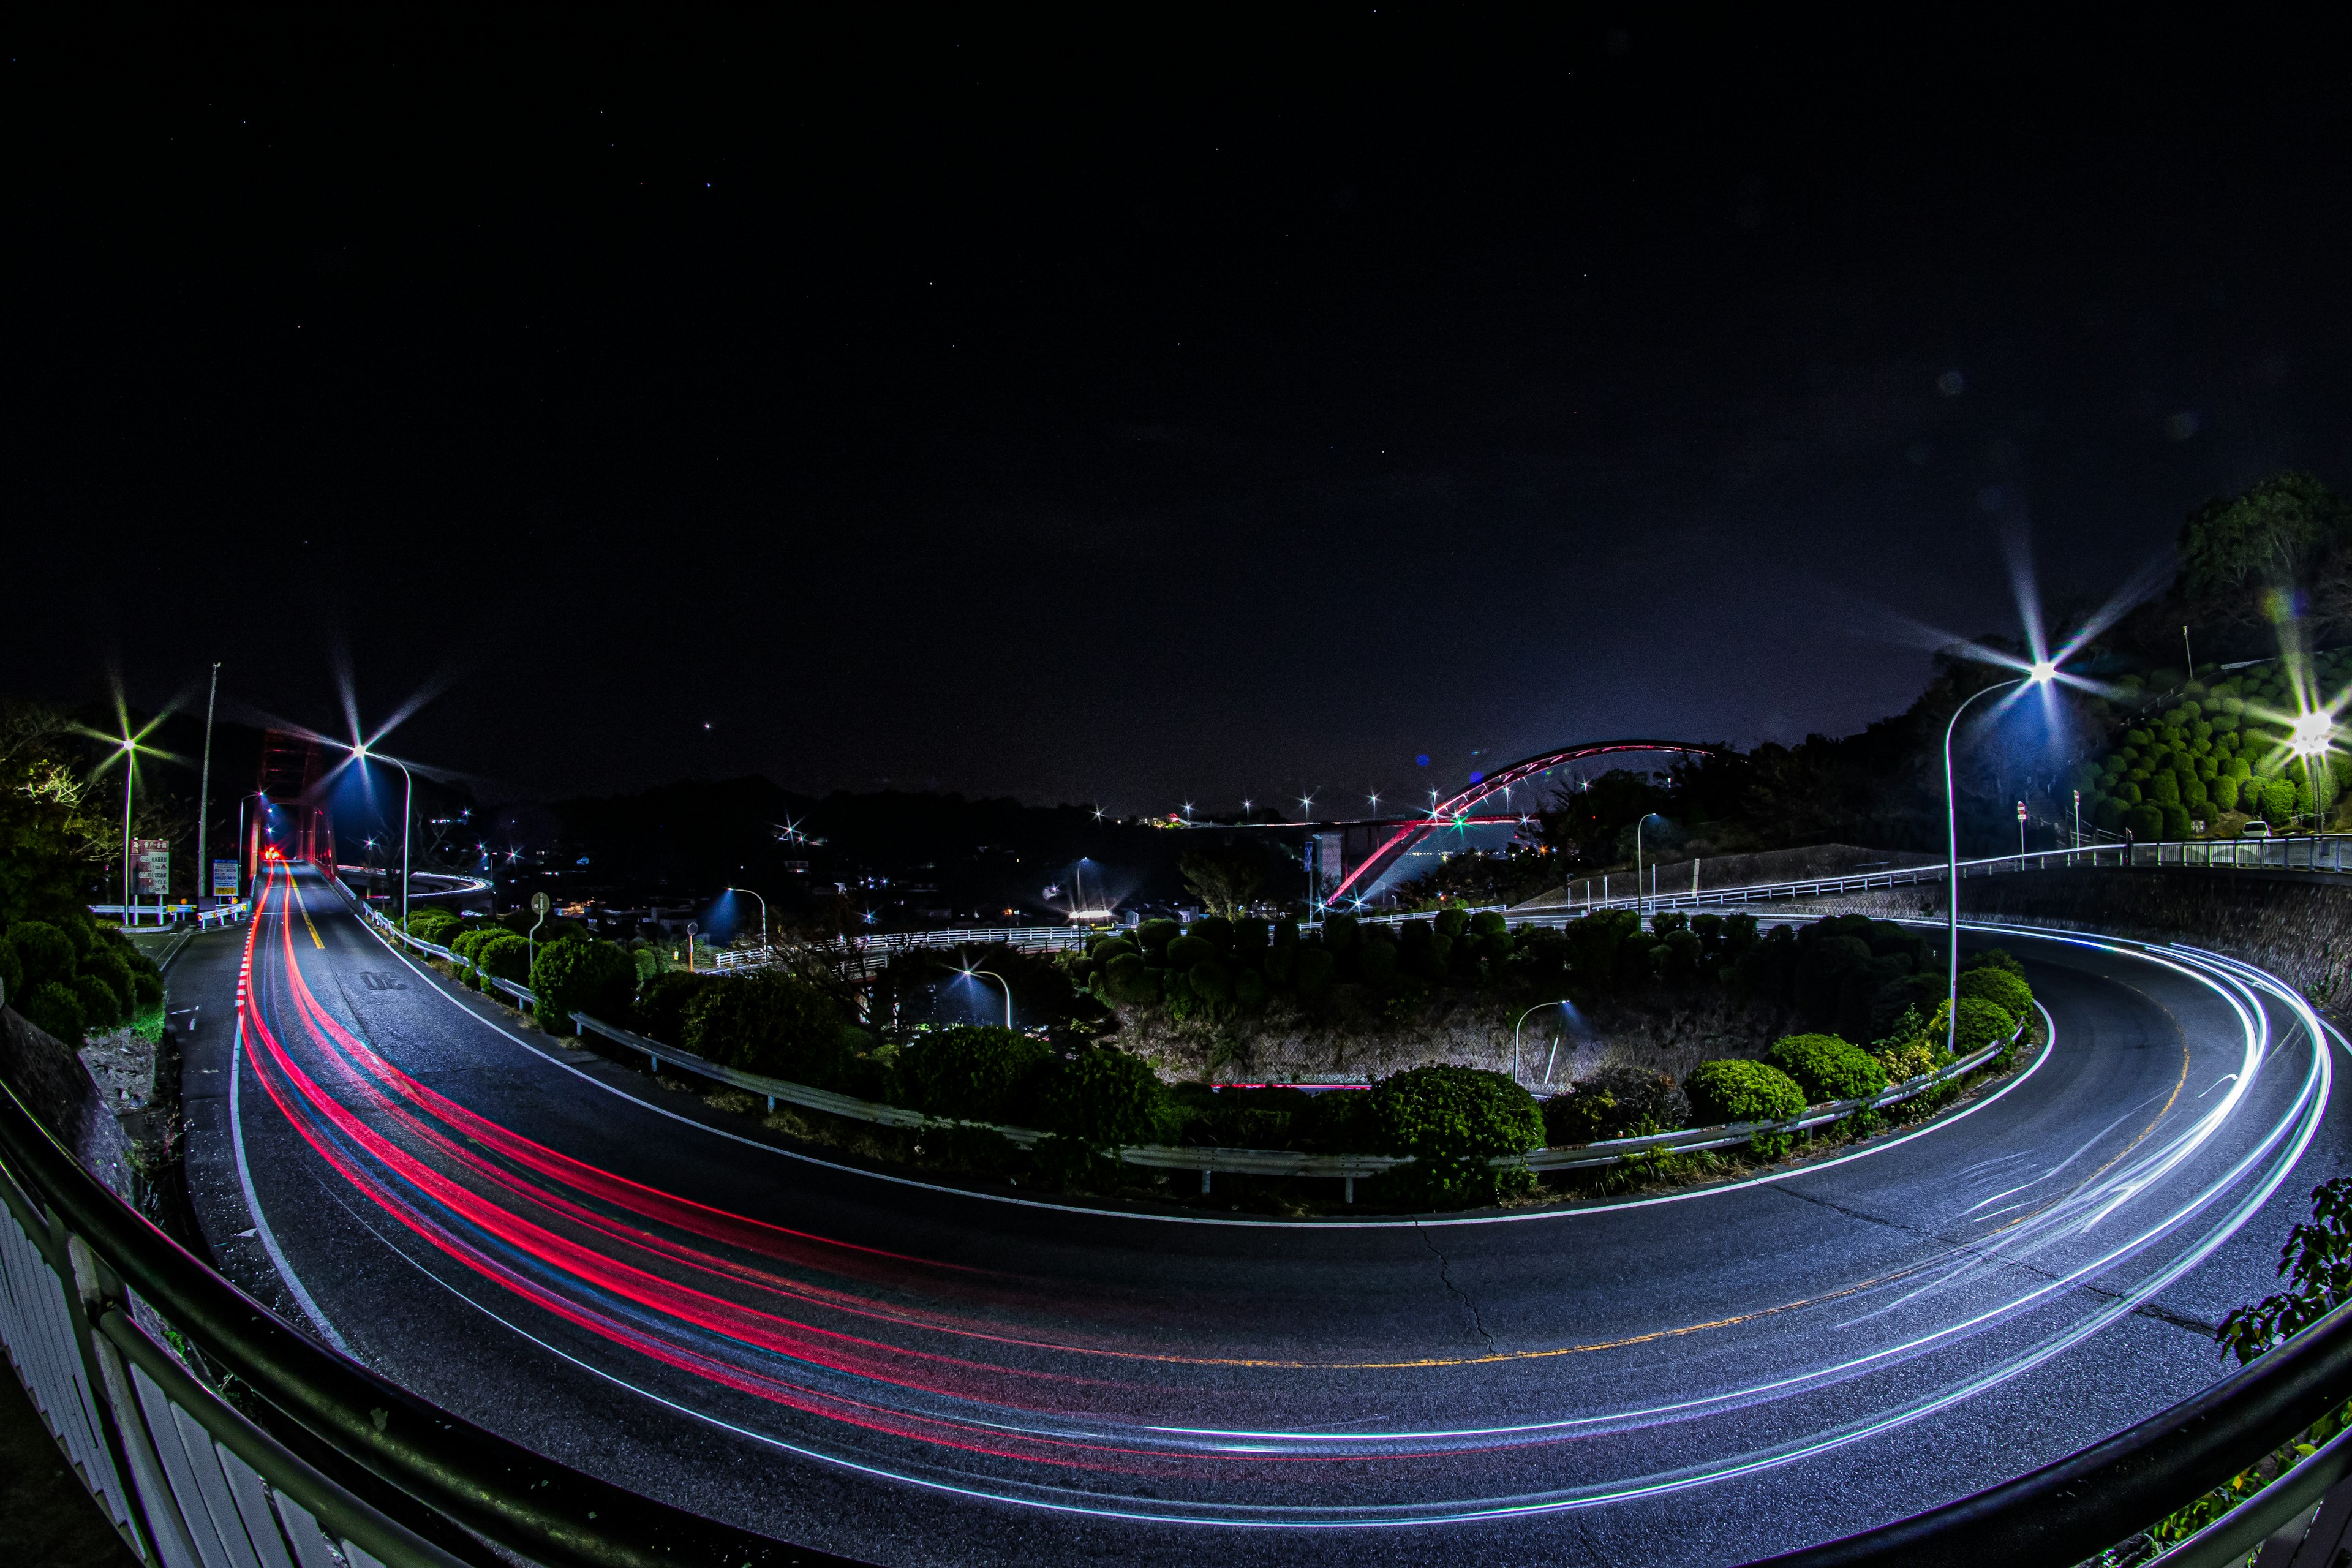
[568,1012,2025,1199]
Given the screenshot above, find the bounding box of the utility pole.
[196,663,220,910]
[2183,625,2195,680]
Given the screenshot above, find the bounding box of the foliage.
[681,970,854,1085]
[1932,995,2017,1054]
[1542,1065,1685,1145]
[2218,1178,2352,1366]
[477,932,532,984]
[1031,1045,1168,1148]
[1954,966,2034,1028]
[635,970,715,1044]
[1179,840,1279,919]
[1368,1065,1543,1209]
[1684,1058,1806,1156]
[897,1025,1052,1123]
[402,907,465,945]
[2176,472,2352,599]
[529,938,637,1033]
[1095,952,1159,1006]
[1763,1033,1888,1103]
[21,979,85,1045]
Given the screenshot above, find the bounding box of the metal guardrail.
[334,881,538,1008]
[0,1067,854,1567]
[1505,832,2352,922]
[567,1013,2024,1199]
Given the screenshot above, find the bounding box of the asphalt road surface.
[164,862,2350,1567]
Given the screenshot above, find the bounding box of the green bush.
[1322,912,1360,957]
[1031,1046,1167,1148]
[0,935,20,1000]
[530,939,638,1033]
[1292,946,1335,1000]
[1686,1058,1805,1128]
[1938,995,2017,1054]
[899,1025,1052,1123]
[1763,1033,1888,1103]
[1956,966,2034,1028]
[635,970,715,1044]
[1188,916,1234,952]
[477,932,532,984]
[83,947,137,1018]
[1096,952,1159,1006]
[682,971,852,1085]
[9,921,75,989]
[1190,957,1234,1005]
[1135,919,1180,960]
[21,979,85,1044]
[72,971,124,1031]
[1369,1065,1543,1209]
[1090,936,1139,966]
[1166,933,1214,971]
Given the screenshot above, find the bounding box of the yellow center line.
[289,878,323,947]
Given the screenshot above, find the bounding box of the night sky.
[10,16,2348,815]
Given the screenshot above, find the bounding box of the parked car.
[2241,820,2272,837]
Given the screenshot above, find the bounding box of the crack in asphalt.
[1417,1220,1496,1354]
[1766,1185,2222,1339]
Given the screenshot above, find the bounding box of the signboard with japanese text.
[134,839,170,897]
[213,859,241,899]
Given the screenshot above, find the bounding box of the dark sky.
[9,15,2348,815]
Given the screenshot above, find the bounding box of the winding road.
[165,861,2349,1566]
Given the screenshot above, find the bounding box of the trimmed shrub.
[1165,933,1214,971]
[1188,916,1234,952]
[9,921,75,989]
[1135,919,1180,960]
[0,935,20,1000]
[1032,1046,1167,1148]
[1685,1058,1806,1128]
[1956,966,2034,1028]
[83,948,137,1017]
[1189,957,1234,1005]
[72,971,124,1031]
[530,939,637,1033]
[1369,1065,1544,1210]
[899,1025,1052,1123]
[636,970,715,1044]
[1321,912,1360,957]
[1939,995,2018,1054]
[1090,937,1139,967]
[477,933,532,984]
[1292,946,1336,1000]
[1096,952,1160,1006]
[1964,947,2025,978]
[682,971,853,1085]
[1764,1033,1888,1103]
[22,979,85,1045]
[1543,1066,1686,1145]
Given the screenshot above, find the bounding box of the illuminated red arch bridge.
[1241,739,1730,907]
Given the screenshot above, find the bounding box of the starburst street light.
[87,703,178,917]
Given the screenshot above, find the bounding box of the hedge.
[1369,1065,1542,1208]
[1542,1065,1684,1145]
[1686,1059,1806,1156]
[1763,1033,1888,1103]
[682,970,856,1085]
[1032,1046,1168,1148]
[529,939,637,1035]
[898,1026,1052,1123]
[1956,966,2034,1028]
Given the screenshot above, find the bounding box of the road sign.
[213,859,240,899]
[530,892,551,917]
[134,839,169,897]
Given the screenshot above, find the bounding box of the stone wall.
[1754,867,2352,1001]
[0,1006,137,1199]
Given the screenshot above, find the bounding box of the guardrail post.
[1200,1168,1212,1194]
[1344,1175,1354,1204]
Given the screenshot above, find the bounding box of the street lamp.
[1633,812,1664,923]
[2290,711,2334,832]
[1942,662,2056,1054]
[726,886,769,950]
[960,965,1012,1028]
[1513,999,1572,1085]
[333,739,414,930]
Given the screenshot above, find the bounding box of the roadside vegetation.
[396,893,2034,1213]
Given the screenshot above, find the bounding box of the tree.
[2177,473,2352,599]
[1178,839,1278,919]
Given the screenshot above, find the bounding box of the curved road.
[181,862,2346,1566]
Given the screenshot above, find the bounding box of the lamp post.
[355,745,414,930]
[1513,999,1572,1085]
[726,886,769,951]
[196,663,220,911]
[962,965,1012,1028]
[2290,712,2332,835]
[1943,664,2054,1054]
[1634,812,1663,924]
